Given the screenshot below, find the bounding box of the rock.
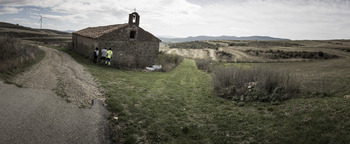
[344,95,350,99]
[240,95,244,101]
[246,81,258,89]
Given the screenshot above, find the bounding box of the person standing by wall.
[101,47,107,64]
[93,47,99,64]
[105,48,113,66]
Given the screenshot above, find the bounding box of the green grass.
[58,47,350,143]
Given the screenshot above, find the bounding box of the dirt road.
[0,46,111,143]
[14,46,104,107]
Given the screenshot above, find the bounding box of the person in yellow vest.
[105,48,113,66]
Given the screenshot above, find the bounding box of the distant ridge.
[159,35,290,43]
[64,30,76,33]
[0,22,71,37]
[0,22,71,43]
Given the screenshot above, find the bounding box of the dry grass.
[195,59,213,72]
[0,36,41,73]
[169,41,219,49]
[157,52,184,72]
[211,65,301,102]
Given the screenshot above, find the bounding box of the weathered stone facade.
[72,12,160,68]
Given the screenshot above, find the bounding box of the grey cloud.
[187,0,245,6]
[0,7,23,15]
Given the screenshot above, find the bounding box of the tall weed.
[0,36,40,73]
[212,66,300,102]
[195,59,212,72]
[158,52,184,72]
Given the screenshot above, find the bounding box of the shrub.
[158,52,184,72]
[0,36,40,73]
[245,49,338,60]
[61,42,73,51]
[195,59,212,72]
[216,51,232,61]
[229,43,248,47]
[211,66,300,102]
[169,41,219,49]
[318,51,324,57]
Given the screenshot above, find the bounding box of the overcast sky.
[0,0,349,40]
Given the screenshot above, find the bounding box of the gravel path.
[0,46,111,143]
[14,46,104,107]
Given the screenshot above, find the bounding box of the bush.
[245,49,338,60]
[0,36,40,73]
[169,41,219,49]
[60,42,73,51]
[215,51,232,61]
[211,66,300,102]
[195,59,212,72]
[229,43,248,47]
[158,52,184,72]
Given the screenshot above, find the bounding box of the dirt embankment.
[14,46,103,107]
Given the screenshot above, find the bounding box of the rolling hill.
[159,35,290,43]
[0,22,71,43]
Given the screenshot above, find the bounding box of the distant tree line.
[335,48,350,53]
[245,49,339,59]
[228,41,304,48]
[169,41,220,49]
[216,51,232,60]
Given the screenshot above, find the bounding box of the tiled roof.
[73,23,128,39]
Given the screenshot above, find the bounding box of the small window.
[130,31,136,39]
[132,14,136,23]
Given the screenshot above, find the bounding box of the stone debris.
[146,65,162,71]
[245,81,258,91]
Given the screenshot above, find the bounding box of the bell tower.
[128,12,140,27]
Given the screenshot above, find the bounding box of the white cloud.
[0,0,349,39]
[1,0,201,28]
[41,14,88,22]
[186,0,350,39]
[0,7,23,15]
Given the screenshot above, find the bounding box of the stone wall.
[98,41,159,68]
[73,35,98,59]
[73,25,160,68]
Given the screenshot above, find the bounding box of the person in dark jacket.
[93,47,99,64]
